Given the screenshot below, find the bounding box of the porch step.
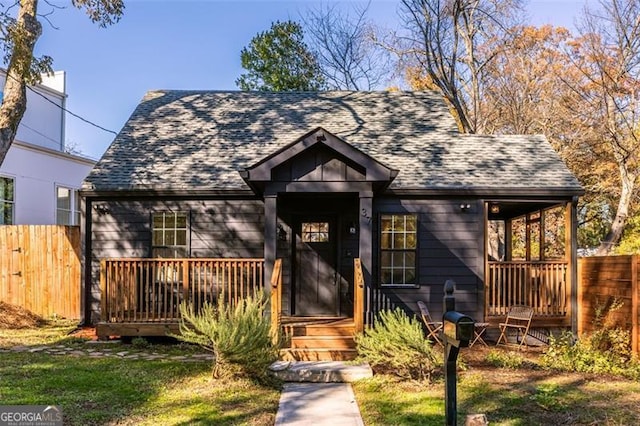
[280,317,358,361]
[280,348,358,362]
[290,336,356,350]
[286,323,355,337]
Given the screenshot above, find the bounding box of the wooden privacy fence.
[578,255,640,355]
[100,258,264,323]
[0,225,81,319]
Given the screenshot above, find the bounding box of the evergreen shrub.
[173,291,280,382]
[355,307,440,381]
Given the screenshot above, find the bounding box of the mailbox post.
[442,280,474,426]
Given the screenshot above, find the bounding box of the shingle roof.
[83,90,583,194]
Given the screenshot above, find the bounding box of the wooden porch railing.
[487,261,568,318]
[100,258,264,323]
[354,258,364,333]
[270,259,283,338]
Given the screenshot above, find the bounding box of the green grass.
[353,348,640,425]
[7,323,640,425]
[0,324,280,425]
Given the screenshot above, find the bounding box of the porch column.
[264,194,277,298]
[359,191,373,324]
[567,197,578,333]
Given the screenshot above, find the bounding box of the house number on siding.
[361,208,372,224]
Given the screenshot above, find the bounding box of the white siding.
[1,142,94,225]
[0,70,66,151]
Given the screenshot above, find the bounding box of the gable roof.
[82,90,583,195]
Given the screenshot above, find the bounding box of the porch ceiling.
[488,201,563,221]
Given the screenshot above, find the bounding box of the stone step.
[269,361,372,383]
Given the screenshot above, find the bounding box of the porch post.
[359,190,373,325]
[567,197,578,333]
[264,193,277,299]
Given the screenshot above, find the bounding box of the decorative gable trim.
[240,127,398,190]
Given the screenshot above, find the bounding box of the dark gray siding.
[373,198,484,321]
[88,198,264,322]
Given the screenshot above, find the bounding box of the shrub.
[355,307,440,381]
[173,291,280,382]
[541,298,640,380]
[485,349,525,369]
[131,337,149,349]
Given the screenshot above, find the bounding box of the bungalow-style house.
[82,91,583,359]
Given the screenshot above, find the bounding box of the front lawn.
[0,321,280,425]
[353,346,640,425]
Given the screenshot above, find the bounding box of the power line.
[5,71,118,136]
[18,121,63,149]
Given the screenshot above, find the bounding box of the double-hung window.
[56,186,81,225]
[152,212,188,258]
[0,176,14,224]
[380,214,418,286]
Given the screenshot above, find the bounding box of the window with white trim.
[152,212,188,258]
[380,214,418,286]
[0,176,14,224]
[56,186,80,225]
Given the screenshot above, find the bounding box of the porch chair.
[417,301,443,347]
[496,305,534,350]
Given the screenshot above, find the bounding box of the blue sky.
[33,0,587,160]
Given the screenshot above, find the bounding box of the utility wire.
[5,71,118,136]
[18,121,63,149]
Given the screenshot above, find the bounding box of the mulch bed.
[0,301,48,329]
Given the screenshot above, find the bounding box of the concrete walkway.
[275,383,364,426]
[271,361,371,426]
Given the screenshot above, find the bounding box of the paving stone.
[89,352,104,357]
[11,346,28,352]
[116,351,129,356]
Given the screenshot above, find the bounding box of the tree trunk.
[596,164,637,255]
[0,0,41,166]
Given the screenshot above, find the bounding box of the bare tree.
[303,2,392,90]
[0,0,124,166]
[569,0,640,254]
[397,0,524,133]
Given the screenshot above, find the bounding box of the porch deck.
[96,258,571,344]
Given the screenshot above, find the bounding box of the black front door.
[295,217,338,316]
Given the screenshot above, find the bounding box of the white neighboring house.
[0,70,95,225]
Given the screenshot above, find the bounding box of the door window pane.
[302,222,330,243]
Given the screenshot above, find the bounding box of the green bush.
[172,291,280,382]
[355,308,440,381]
[541,298,640,380]
[485,349,525,369]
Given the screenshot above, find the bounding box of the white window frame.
[151,211,189,258]
[0,175,15,225]
[379,213,418,287]
[55,185,80,225]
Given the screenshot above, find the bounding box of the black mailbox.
[443,311,474,347]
